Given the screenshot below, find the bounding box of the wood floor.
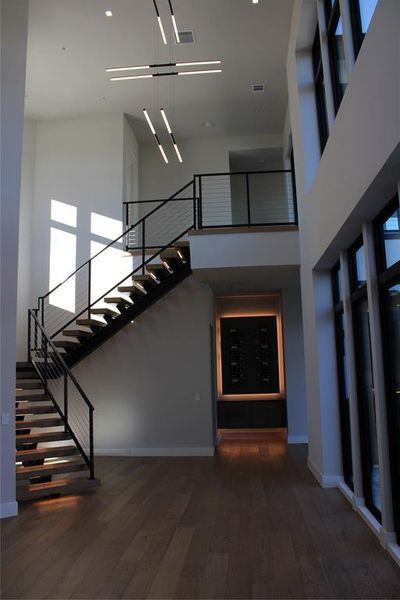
[2,431,400,599]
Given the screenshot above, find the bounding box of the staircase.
[51,240,191,366]
[15,362,98,501]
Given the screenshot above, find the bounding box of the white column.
[362,221,396,544]
[0,0,29,518]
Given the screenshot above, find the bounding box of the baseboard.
[287,434,308,444]
[387,543,400,568]
[358,504,381,537]
[95,446,215,457]
[0,501,18,519]
[307,456,343,488]
[338,480,354,504]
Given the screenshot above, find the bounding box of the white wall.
[29,113,125,302]
[139,133,283,200]
[189,229,300,270]
[73,276,215,455]
[287,0,400,484]
[16,119,36,360]
[0,0,29,518]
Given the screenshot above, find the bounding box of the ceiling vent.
[177,30,195,44]
[251,83,265,93]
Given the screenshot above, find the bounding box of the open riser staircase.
[19,170,297,501]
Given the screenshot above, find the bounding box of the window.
[312,26,329,153]
[332,264,354,489]
[349,0,379,57]
[325,0,348,114]
[375,196,400,540]
[350,238,382,520]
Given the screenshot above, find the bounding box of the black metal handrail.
[193,169,298,230]
[28,308,95,478]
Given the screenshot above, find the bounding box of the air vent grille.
[252,83,265,93]
[177,30,195,44]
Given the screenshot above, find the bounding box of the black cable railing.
[28,309,95,478]
[37,180,196,339]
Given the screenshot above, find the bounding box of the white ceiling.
[25,0,294,141]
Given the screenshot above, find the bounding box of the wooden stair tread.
[16,390,47,402]
[104,296,132,305]
[146,263,168,271]
[16,417,63,429]
[16,431,71,444]
[17,477,99,501]
[174,240,189,248]
[16,445,78,461]
[91,307,119,316]
[53,339,81,348]
[15,379,43,389]
[118,285,145,294]
[16,404,57,415]
[132,274,153,282]
[76,318,106,327]
[62,329,94,338]
[160,248,179,258]
[16,459,87,480]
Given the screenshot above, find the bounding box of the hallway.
[2,432,400,599]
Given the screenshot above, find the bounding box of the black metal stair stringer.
[64,260,192,368]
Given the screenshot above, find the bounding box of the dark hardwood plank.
[2,431,400,600]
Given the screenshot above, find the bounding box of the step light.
[153,0,167,45]
[160,108,183,163]
[168,0,180,43]
[106,60,221,73]
[143,109,169,164]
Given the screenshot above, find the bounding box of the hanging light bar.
[161,108,183,163]
[153,0,167,45]
[106,60,221,73]
[168,0,180,43]
[178,69,222,76]
[143,109,168,164]
[110,69,222,81]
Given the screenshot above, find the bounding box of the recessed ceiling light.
[252,0,259,4]
[105,10,113,17]
[202,121,214,128]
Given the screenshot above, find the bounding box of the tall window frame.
[324,0,348,114]
[332,262,354,490]
[312,25,329,153]
[349,236,382,522]
[349,0,379,58]
[374,195,400,539]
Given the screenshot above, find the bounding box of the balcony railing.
[123,170,297,242]
[194,170,297,228]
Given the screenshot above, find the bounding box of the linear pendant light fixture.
[153,0,167,45]
[168,0,180,43]
[143,109,168,164]
[161,108,182,162]
[153,0,180,45]
[110,69,222,81]
[106,60,221,73]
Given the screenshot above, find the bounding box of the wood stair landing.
[15,362,99,502]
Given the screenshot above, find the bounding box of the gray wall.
[73,276,216,455]
[1,0,29,518]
